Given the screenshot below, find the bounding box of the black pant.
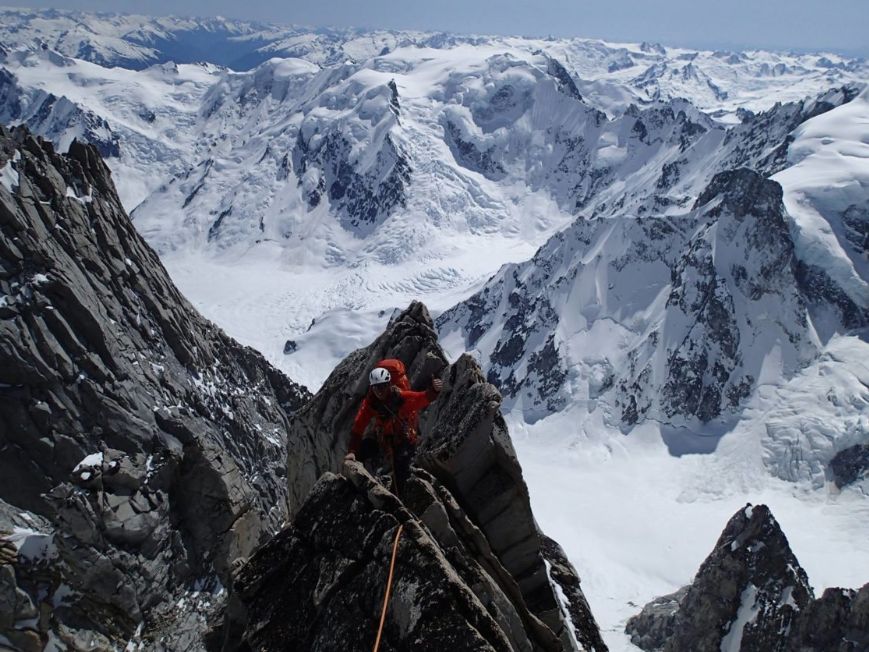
[357,437,415,498]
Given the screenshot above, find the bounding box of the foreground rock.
[222,303,606,650]
[626,503,869,651]
[0,125,310,648]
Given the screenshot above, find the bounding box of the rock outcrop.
[223,302,605,650]
[626,503,869,651]
[830,443,869,489]
[0,124,310,648]
[786,584,869,651]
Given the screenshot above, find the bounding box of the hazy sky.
[10,0,869,56]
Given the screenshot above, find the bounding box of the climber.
[344,363,443,497]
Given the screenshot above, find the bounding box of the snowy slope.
[436,87,864,421]
[0,45,221,207]
[773,86,869,339]
[0,8,282,70]
[2,40,846,426]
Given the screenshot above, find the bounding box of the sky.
[7,0,869,56]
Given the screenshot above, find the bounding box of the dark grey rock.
[0,564,16,629]
[219,301,604,651]
[786,583,869,651]
[444,119,507,180]
[625,587,688,651]
[0,124,310,648]
[795,260,869,333]
[546,57,583,101]
[224,456,593,651]
[418,353,571,640]
[235,463,527,651]
[540,534,608,652]
[668,504,812,651]
[830,444,869,488]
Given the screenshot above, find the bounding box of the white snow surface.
[511,407,869,651]
[773,86,869,328]
[0,150,20,193]
[719,584,759,652]
[73,451,104,473]
[7,526,57,562]
[2,7,866,120]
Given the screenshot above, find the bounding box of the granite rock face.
[626,503,869,652]
[226,463,546,651]
[786,583,869,651]
[224,459,603,651]
[0,125,310,648]
[283,301,448,520]
[224,302,606,651]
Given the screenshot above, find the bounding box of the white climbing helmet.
[369,367,391,386]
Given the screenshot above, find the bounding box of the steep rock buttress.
[0,125,310,648]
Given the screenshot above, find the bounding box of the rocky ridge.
[218,302,606,651]
[0,124,310,648]
[0,127,606,650]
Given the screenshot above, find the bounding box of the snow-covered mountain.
[2,9,868,649]
[2,7,865,120]
[438,84,867,434]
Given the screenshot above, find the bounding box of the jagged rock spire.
[627,503,869,651]
[230,301,607,651]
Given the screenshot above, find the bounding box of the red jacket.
[349,385,438,454]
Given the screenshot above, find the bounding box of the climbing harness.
[373,524,404,652]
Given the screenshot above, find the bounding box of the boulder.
[786,583,869,651]
[830,444,869,488]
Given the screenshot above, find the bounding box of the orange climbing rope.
[373,524,404,652]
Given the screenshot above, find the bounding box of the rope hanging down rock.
[373,524,404,652]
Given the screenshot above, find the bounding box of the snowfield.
[514,409,869,650]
